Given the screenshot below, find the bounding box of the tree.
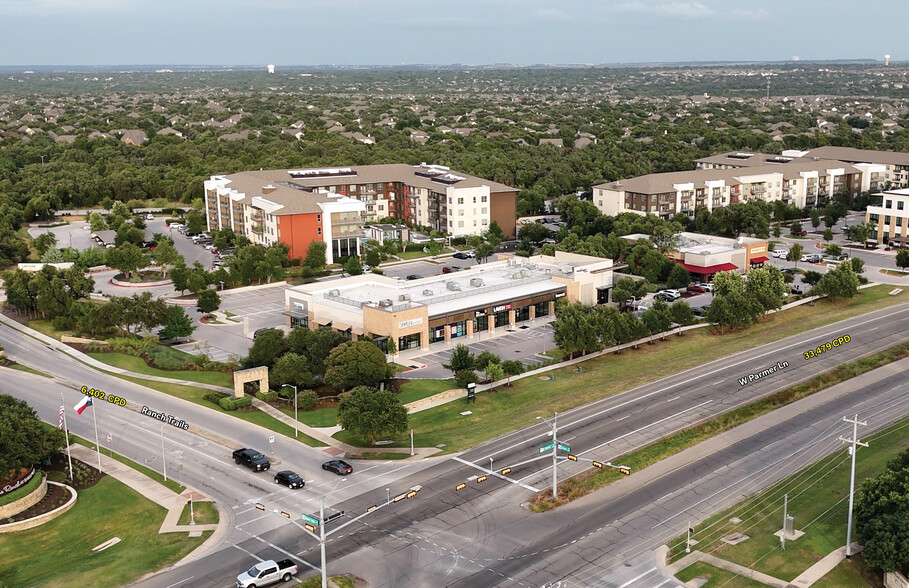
[896,249,909,272]
[151,239,183,277]
[0,395,65,475]
[270,352,315,390]
[106,242,145,278]
[365,248,381,268]
[196,288,221,315]
[855,448,909,573]
[474,242,494,263]
[455,369,479,389]
[337,386,408,446]
[552,301,601,359]
[844,222,874,247]
[787,243,804,271]
[344,256,363,275]
[485,362,505,385]
[303,240,327,269]
[813,262,859,299]
[426,239,444,256]
[666,263,691,290]
[443,343,475,375]
[474,350,501,375]
[669,300,696,326]
[810,208,821,230]
[823,228,833,243]
[286,327,347,379]
[242,329,287,370]
[824,243,843,257]
[186,209,205,235]
[386,336,397,359]
[744,266,787,314]
[501,359,525,385]
[790,220,802,235]
[324,340,392,391]
[641,299,672,334]
[158,306,195,340]
[33,232,57,255]
[486,220,505,246]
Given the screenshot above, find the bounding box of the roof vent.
[446,282,461,291]
[469,278,484,287]
[378,299,393,307]
[328,289,340,297]
[262,184,277,194]
[422,289,434,296]
[398,294,411,301]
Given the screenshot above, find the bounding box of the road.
[132,302,909,587]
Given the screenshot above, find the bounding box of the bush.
[255,390,278,402]
[218,395,252,411]
[51,315,75,331]
[405,242,424,252]
[297,389,318,411]
[455,369,479,389]
[203,392,226,406]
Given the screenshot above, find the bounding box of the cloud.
[609,2,717,20]
[0,0,131,15]
[533,8,572,21]
[730,8,771,20]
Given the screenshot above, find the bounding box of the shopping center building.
[283,252,617,352]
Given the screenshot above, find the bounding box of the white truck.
[236,559,298,588]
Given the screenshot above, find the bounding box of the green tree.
[850,257,865,275]
[196,288,221,315]
[896,249,909,272]
[474,350,501,375]
[855,448,909,573]
[823,228,833,243]
[641,298,672,334]
[242,329,287,370]
[787,243,804,271]
[270,352,315,390]
[365,248,381,268]
[824,243,843,257]
[501,359,525,386]
[443,343,475,375]
[344,256,363,275]
[88,211,108,231]
[186,209,205,235]
[810,208,821,230]
[669,300,696,326]
[158,306,195,340]
[426,239,444,256]
[304,240,327,269]
[151,238,183,278]
[745,266,787,314]
[455,369,479,389]
[106,242,145,278]
[0,394,66,475]
[485,362,505,385]
[33,232,57,256]
[337,386,408,446]
[790,220,802,235]
[486,220,505,246]
[666,263,691,290]
[474,242,494,263]
[552,301,601,359]
[324,340,392,391]
[813,262,859,299]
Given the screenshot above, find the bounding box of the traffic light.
[592,461,604,469]
[405,490,418,499]
[455,483,467,491]
[393,493,407,503]
[255,503,266,510]
[304,523,317,532]
[280,511,292,519]
[324,511,344,523]
[365,505,378,513]
[619,466,631,476]
[567,454,578,461]
[501,467,512,475]
[477,475,487,483]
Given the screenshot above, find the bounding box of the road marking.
[163,577,194,588]
[617,567,657,588]
[451,456,540,491]
[236,513,270,528]
[666,396,680,403]
[231,543,263,561]
[580,400,714,456]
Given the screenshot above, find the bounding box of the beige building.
[284,252,617,352]
[866,188,909,246]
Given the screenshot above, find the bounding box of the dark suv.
[232,448,271,472]
[322,460,353,475]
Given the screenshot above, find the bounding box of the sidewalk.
[68,444,224,539]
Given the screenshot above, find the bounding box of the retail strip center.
[284,252,616,352]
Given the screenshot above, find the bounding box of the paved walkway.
[663,542,863,588]
[68,444,224,539]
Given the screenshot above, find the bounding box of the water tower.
[884,55,891,66]
[267,64,276,74]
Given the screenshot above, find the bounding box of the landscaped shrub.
[219,395,252,411]
[51,315,75,331]
[255,390,278,402]
[297,389,318,411]
[203,392,226,406]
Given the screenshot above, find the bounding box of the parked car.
[800,254,822,263]
[274,470,305,489]
[145,213,154,221]
[442,266,462,274]
[791,230,807,237]
[322,459,353,476]
[770,249,788,259]
[692,305,710,316]
[236,559,298,588]
[655,289,682,301]
[453,251,474,259]
[253,327,276,338]
[826,252,849,261]
[232,448,270,472]
[405,274,423,280]
[686,284,707,294]
[781,268,796,275]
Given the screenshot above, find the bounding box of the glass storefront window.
[535,301,549,318]
[290,316,309,328]
[514,306,530,323]
[493,310,509,328]
[475,316,488,331]
[398,333,421,351]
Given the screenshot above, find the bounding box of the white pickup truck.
[236,559,298,588]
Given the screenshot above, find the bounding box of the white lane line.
[236,513,271,528]
[666,396,680,403]
[616,415,630,421]
[451,456,540,492]
[617,567,658,588]
[580,400,714,456]
[231,543,263,561]
[164,577,194,588]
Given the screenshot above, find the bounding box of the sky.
[0,0,899,67]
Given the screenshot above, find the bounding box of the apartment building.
[866,187,909,246]
[203,163,518,263]
[593,159,862,219]
[785,147,909,191]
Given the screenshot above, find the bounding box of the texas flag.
[74,395,93,415]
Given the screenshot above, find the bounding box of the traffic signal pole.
[551,412,559,500]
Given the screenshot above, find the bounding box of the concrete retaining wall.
[886,572,909,588]
[61,336,108,345]
[0,482,77,533]
[405,388,462,411]
[0,474,46,519]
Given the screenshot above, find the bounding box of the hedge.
[219,395,253,411]
[255,390,278,402]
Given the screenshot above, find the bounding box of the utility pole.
[839,414,868,558]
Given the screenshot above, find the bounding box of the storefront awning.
[333,322,352,332]
[314,318,332,327]
[282,310,307,319]
[677,261,739,274]
[351,327,365,336]
[750,256,769,264]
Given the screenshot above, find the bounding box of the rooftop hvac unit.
[526,264,538,270]
[446,282,461,291]
[328,289,340,297]
[422,289,434,296]
[469,278,484,287]
[560,264,574,274]
[544,268,551,274]
[398,294,411,301]
[378,299,393,307]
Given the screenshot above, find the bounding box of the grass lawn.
[811,555,883,588]
[22,318,75,340]
[674,561,768,588]
[668,415,909,583]
[88,352,233,387]
[68,431,184,494]
[0,476,208,588]
[289,405,339,428]
[178,500,218,525]
[298,575,356,588]
[398,250,432,259]
[8,363,52,377]
[115,375,326,447]
[340,284,908,453]
[346,452,413,460]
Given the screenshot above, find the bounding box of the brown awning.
[351,327,365,336]
[333,322,352,331]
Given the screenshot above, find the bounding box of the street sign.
[539,442,555,453]
[558,444,571,453]
[268,435,275,444]
[301,514,320,526]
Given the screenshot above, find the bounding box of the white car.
[145,214,154,221]
[656,289,682,301]
[770,249,788,258]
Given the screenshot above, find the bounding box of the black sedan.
[452,251,474,259]
[274,470,305,489]
[405,274,423,280]
[322,460,353,476]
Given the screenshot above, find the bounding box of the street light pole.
[282,384,298,438]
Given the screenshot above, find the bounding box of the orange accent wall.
[277,213,323,262]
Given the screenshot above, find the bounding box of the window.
[459,210,465,216]
[473,196,477,204]
[899,201,905,211]
[377,183,385,190]
[886,200,893,209]
[398,333,421,351]
[349,185,356,192]
[317,214,321,223]
[481,195,487,203]
[481,207,487,214]
[458,221,464,228]
[482,219,488,225]
[317,227,322,235]
[458,198,464,204]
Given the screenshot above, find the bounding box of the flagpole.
[60,394,74,482]
[91,399,102,471]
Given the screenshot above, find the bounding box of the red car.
[687,284,707,294]
[791,230,807,237]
